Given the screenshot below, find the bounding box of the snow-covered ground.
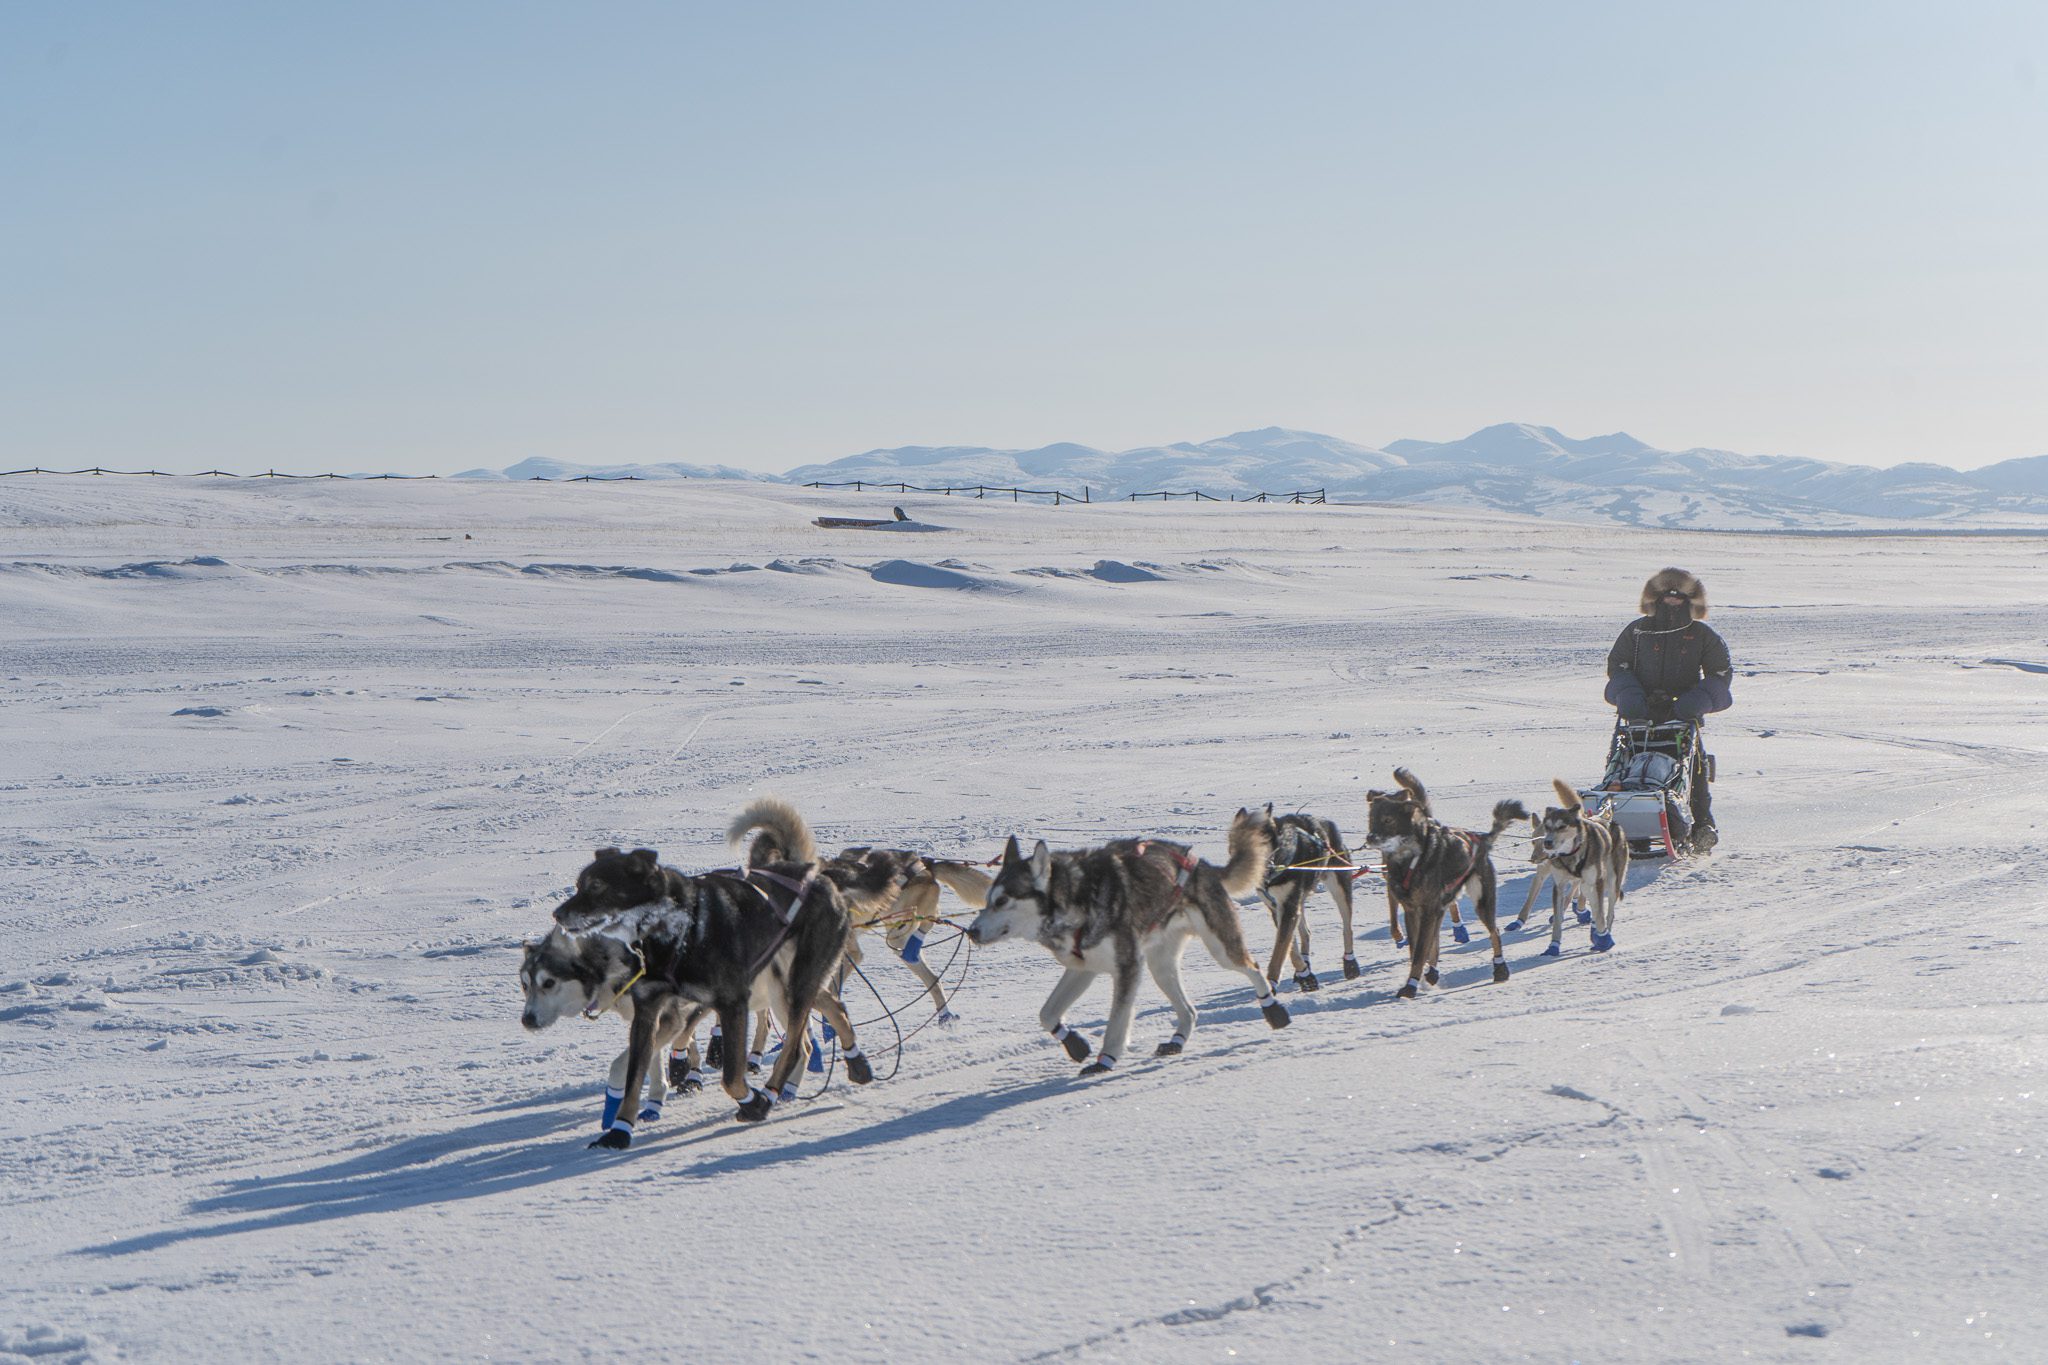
[2,476,2042,1362]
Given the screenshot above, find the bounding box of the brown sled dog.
[730,799,964,1021]
[1366,768,1526,999]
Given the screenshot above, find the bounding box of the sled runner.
[1580,719,1714,859]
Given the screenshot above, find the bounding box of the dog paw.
[1056,1028,1091,1062]
[1540,942,1561,957]
[704,1036,724,1068]
[677,1074,704,1094]
[1590,932,1614,953]
[1154,1037,1184,1057]
[1294,971,1320,993]
[843,1051,875,1086]
[1392,937,1407,948]
[934,1008,959,1025]
[637,1105,662,1124]
[666,1056,692,1088]
[588,1128,631,1151]
[1491,962,1510,984]
[1261,999,1291,1029]
[1507,919,1526,934]
[735,1090,772,1123]
[1342,955,1360,980]
[1452,924,1470,944]
[1575,909,1593,926]
[1078,1059,1117,1077]
[1396,982,1418,1000]
[1423,967,1440,986]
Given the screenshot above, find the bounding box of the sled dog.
[964,812,1287,1075]
[1366,768,1526,998]
[551,801,866,1146]
[1239,805,1359,988]
[730,802,962,1020]
[1527,779,1628,955]
[1509,813,1583,933]
[520,928,711,1128]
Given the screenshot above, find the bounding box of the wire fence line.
[802,479,1328,505]
[0,466,1328,503]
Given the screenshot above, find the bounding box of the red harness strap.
[1065,840,1201,959]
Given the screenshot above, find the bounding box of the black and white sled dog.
[1522,778,1628,956]
[1239,805,1359,989]
[730,801,966,1022]
[519,928,711,1131]
[964,812,1288,1076]
[1366,768,1526,999]
[551,800,869,1147]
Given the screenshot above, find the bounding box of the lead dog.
[964,812,1287,1076]
[1366,768,1525,998]
[519,928,708,1129]
[552,804,867,1146]
[729,800,961,1021]
[1240,805,1359,989]
[1527,778,1629,955]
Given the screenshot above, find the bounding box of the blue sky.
[3,2,2044,474]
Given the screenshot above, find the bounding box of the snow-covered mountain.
[456,424,2048,529]
[453,456,773,482]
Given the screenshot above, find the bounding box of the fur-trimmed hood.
[1639,567,1708,620]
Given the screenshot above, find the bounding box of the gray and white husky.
[1525,778,1629,955]
[519,928,708,1129]
[964,812,1287,1076]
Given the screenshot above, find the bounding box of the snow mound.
[868,559,1008,591]
[1088,559,1166,582]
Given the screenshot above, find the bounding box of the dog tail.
[726,796,818,868]
[1486,799,1528,842]
[1220,808,1278,898]
[1392,767,1432,815]
[1551,778,1582,811]
[929,859,993,909]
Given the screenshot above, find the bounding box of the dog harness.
[1394,828,1480,900]
[1265,822,1331,886]
[708,865,822,980]
[1057,841,1200,960]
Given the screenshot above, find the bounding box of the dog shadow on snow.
[76,1084,647,1258]
[74,1066,1090,1260]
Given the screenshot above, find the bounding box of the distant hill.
[455,425,2048,529]
[453,456,773,483]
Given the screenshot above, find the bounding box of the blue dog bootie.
[1452,922,1470,945]
[600,1085,625,1131]
[900,929,925,965]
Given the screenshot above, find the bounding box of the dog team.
[519,770,1631,1148]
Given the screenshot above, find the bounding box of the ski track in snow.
[1,477,2043,1362]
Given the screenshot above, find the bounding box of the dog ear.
[1029,839,1052,885]
[594,846,621,859]
[1263,802,1274,817]
[1001,833,1023,866]
[627,848,658,871]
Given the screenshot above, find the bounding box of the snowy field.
[2,476,2043,1363]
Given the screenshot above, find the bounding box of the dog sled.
[1578,718,1714,859]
